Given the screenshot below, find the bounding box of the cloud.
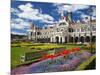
[11,18,30,30]
[81,6,96,21]
[11,8,20,15]
[18,3,33,11]
[16,3,54,23]
[80,14,90,22]
[54,4,89,13]
[11,3,56,34]
[80,13,96,23]
[92,7,96,17]
[11,8,19,13]
[11,31,27,35]
[43,20,55,24]
[71,5,89,12]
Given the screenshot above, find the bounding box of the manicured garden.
[11,43,83,68]
[11,47,95,74]
[11,42,96,73]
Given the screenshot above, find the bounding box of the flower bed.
[41,47,81,60]
[11,47,93,74]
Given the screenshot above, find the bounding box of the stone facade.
[28,12,96,43]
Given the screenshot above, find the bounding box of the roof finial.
[60,10,64,20]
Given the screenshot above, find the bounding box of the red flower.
[41,48,81,60]
[63,50,70,54]
[55,53,61,57]
[42,54,49,59]
[71,48,80,52]
[49,55,55,59]
[42,54,56,60]
[59,50,71,56]
[76,48,80,51]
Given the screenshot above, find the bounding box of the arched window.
[55,36,59,43]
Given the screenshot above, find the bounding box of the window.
[59,22,66,26]
[92,26,96,31]
[81,28,84,32]
[60,29,63,31]
[68,28,73,32]
[37,32,41,35]
[56,28,59,32]
[31,32,32,36]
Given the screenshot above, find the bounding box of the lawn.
[11,43,94,69]
[11,47,37,68]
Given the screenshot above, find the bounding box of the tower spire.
[67,11,72,24]
[61,10,64,17]
[61,10,64,20]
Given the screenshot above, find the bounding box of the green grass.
[11,47,37,68]
[75,54,96,70]
[11,43,89,69]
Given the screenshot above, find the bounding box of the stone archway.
[65,37,67,43]
[80,36,84,43]
[55,36,59,43]
[75,37,78,43]
[86,36,90,42]
[70,37,73,43]
[92,36,96,43]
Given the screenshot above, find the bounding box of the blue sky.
[11,1,96,35]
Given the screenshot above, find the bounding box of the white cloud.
[81,13,96,23]
[11,18,30,30]
[11,23,24,29]
[71,5,89,12]
[54,3,96,22]
[13,3,55,24]
[54,4,89,13]
[92,7,96,17]
[11,3,56,35]
[18,3,33,11]
[11,31,27,35]
[11,8,20,14]
[81,14,90,22]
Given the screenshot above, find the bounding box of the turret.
[67,11,72,24]
[28,23,36,40]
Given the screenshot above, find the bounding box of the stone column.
[53,37,56,43]
[73,34,75,43]
[78,34,80,42]
[62,37,65,43]
[60,37,62,43]
[59,36,61,43]
[28,31,32,40]
[50,37,53,43]
[84,33,86,43]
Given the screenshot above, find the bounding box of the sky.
[11,0,96,35]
